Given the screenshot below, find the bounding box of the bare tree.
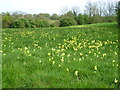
[84,0,93,17]
[60,6,69,15]
[107,1,117,16]
[91,2,99,16]
[71,6,81,15]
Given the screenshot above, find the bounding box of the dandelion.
[74,71,79,76]
[33,49,35,51]
[80,53,83,56]
[61,49,65,51]
[51,57,54,60]
[39,60,42,63]
[103,53,106,57]
[52,61,55,65]
[66,68,69,72]
[24,62,26,65]
[73,47,77,51]
[28,54,31,56]
[114,78,118,83]
[94,65,97,70]
[0,50,3,53]
[79,59,82,61]
[27,50,30,54]
[91,49,94,51]
[49,58,51,61]
[61,59,64,62]
[94,53,96,56]
[52,48,55,51]
[3,53,6,56]
[61,53,65,56]
[48,53,51,56]
[67,54,70,57]
[115,52,117,55]
[58,64,61,67]
[116,64,118,66]
[96,55,99,57]
[25,47,28,50]
[89,51,91,53]
[112,60,115,63]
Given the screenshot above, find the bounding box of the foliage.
[60,16,77,27]
[50,14,59,20]
[2,12,14,28]
[12,18,26,28]
[76,14,85,25]
[116,1,120,27]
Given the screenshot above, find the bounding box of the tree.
[85,0,92,17]
[0,14,2,28]
[116,1,120,27]
[50,14,59,20]
[12,18,26,28]
[2,12,14,28]
[66,11,75,18]
[91,2,99,16]
[60,6,69,15]
[71,6,81,20]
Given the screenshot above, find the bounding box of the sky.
[0,0,118,15]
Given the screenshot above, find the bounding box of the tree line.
[1,0,119,28]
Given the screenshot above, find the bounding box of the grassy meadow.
[2,22,119,88]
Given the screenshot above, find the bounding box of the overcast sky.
[0,0,118,15]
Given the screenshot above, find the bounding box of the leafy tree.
[2,12,14,28]
[50,14,59,20]
[116,1,120,27]
[12,18,26,28]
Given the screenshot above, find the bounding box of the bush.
[2,12,14,28]
[50,20,60,27]
[12,18,26,28]
[76,14,85,25]
[83,14,89,24]
[38,20,50,27]
[29,19,36,28]
[60,16,77,27]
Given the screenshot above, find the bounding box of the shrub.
[76,14,85,25]
[2,12,14,28]
[12,18,26,28]
[29,19,37,28]
[60,16,77,27]
[83,14,89,24]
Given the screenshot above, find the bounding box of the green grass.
[2,22,119,88]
